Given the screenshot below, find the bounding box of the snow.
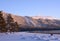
[0,32,60,41]
[24,16,36,26]
[32,16,60,20]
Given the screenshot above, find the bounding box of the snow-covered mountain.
[1,11,60,30]
[31,16,59,20]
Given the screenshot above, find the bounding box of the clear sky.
[0,0,60,18]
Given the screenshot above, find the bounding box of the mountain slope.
[1,11,60,30]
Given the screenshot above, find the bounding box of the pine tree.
[0,11,7,32]
[7,14,14,32]
[14,22,19,32]
[7,14,19,32]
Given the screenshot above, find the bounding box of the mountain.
[0,11,60,32]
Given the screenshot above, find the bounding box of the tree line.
[0,11,19,33]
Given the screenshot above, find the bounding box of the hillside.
[0,11,60,32]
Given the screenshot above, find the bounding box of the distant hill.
[0,11,60,32]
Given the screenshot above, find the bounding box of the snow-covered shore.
[0,32,60,41]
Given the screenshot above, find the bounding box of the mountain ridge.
[0,11,60,32]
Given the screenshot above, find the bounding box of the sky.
[0,0,60,18]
